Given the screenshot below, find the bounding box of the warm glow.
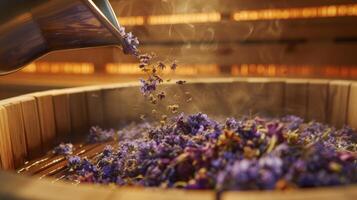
[233,4,357,21]
[118,16,145,26]
[20,62,357,79]
[21,62,94,74]
[105,63,219,75]
[171,64,220,75]
[148,12,221,25]
[231,64,357,78]
[106,63,143,74]
[115,4,357,27]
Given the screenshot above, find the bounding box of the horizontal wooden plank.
[0,171,114,200]
[222,186,357,200]
[111,0,357,16]
[111,187,215,200]
[130,18,357,42]
[136,43,357,66]
[36,42,357,66]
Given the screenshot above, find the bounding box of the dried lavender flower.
[157,91,166,100]
[53,143,74,156]
[171,61,178,70]
[61,114,357,191]
[176,80,186,85]
[168,104,179,113]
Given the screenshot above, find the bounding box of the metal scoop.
[0,0,130,74]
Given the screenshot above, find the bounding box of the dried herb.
[58,114,357,191]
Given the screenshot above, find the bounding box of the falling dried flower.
[53,143,74,156]
[149,94,157,104]
[171,61,178,70]
[176,80,186,85]
[158,62,166,70]
[140,114,146,120]
[168,104,179,113]
[157,91,166,100]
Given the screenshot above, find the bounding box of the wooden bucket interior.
[0,77,356,199]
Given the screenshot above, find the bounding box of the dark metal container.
[0,0,127,74]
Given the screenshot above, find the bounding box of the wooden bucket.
[0,77,356,199]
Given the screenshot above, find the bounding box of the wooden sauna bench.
[0,78,356,200]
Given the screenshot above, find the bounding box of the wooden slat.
[86,88,104,127]
[35,93,56,151]
[3,102,28,168]
[0,106,14,170]
[222,185,357,200]
[52,92,71,140]
[112,0,357,16]
[284,80,308,118]
[111,187,215,200]
[246,78,285,117]
[307,80,329,122]
[110,43,357,66]
[347,82,357,129]
[327,81,351,128]
[38,41,357,67]
[69,90,89,136]
[134,18,357,42]
[102,84,151,128]
[0,171,114,200]
[21,97,43,159]
[161,80,236,117]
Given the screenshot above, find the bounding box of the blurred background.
[1,0,357,99]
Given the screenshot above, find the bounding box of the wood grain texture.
[102,84,150,128]
[35,93,56,151]
[69,91,89,136]
[111,187,215,200]
[307,80,329,122]
[112,0,357,15]
[3,102,28,168]
[0,78,356,199]
[21,97,43,159]
[246,78,285,117]
[347,82,357,129]
[0,171,113,200]
[133,19,357,42]
[111,43,357,66]
[327,81,351,128]
[86,88,104,128]
[52,92,71,140]
[0,106,14,170]
[284,80,308,118]
[222,185,357,200]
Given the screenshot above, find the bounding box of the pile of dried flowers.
[55,113,357,191]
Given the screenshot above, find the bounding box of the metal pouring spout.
[0,0,129,75]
